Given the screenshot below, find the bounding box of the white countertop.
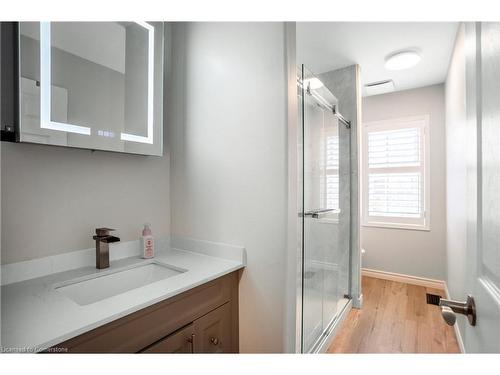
[1,238,245,352]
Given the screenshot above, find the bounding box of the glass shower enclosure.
[298,65,351,353]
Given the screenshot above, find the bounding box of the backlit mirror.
[19,22,163,155]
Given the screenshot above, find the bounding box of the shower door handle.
[303,209,338,219]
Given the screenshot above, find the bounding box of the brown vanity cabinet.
[52,271,240,353]
[193,302,232,353]
[141,324,195,353]
[141,302,232,354]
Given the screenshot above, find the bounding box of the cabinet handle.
[187,334,195,353]
[210,337,219,346]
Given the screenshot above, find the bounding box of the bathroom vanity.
[0,238,245,353]
[54,271,239,353]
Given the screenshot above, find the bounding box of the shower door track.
[305,84,351,128]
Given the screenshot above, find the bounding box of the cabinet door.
[141,324,195,353]
[193,302,232,353]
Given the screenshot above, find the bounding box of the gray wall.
[1,30,171,265]
[168,22,289,353]
[319,66,362,307]
[361,84,447,280]
[1,142,170,264]
[445,24,466,332]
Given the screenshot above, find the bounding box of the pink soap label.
[143,237,154,258]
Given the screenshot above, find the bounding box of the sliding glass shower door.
[299,65,351,353]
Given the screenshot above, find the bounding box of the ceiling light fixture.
[385,50,421,71]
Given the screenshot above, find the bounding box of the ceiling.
[297,22,459,96]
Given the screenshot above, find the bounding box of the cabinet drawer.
[56,272,237,353]
[141,324,195,353]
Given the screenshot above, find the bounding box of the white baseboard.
[362,268,446,290]
[444,285,466,354]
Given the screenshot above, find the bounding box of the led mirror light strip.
[120,21,155,144]
[40,22,91,136]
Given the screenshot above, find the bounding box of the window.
[324,131,339,210]
[317,122,340,212]
[362,115,430,230]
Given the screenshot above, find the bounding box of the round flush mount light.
[384,50,421,71]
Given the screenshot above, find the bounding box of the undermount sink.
[55,262,186,306]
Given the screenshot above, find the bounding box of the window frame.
[361,115,430,231]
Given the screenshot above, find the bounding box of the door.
[299,65,351,353]
[464,22,500,353]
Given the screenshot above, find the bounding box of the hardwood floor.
[328,276,461,353]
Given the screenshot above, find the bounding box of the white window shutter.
[368,127,421,168]
[368,172,421,218]
[326,134,339,210]
[363,116,429,230]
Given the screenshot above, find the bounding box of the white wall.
[361,84,447,280]
[168,23,289,353]
[445,24,467,306]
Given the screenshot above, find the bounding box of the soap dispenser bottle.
[141,223,154,259]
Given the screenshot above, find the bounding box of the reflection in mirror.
[19,21,163,155]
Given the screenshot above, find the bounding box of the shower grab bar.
[303,208,339,219]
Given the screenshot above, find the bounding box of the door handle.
[303,209,339,219]
[439,295,476,326]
